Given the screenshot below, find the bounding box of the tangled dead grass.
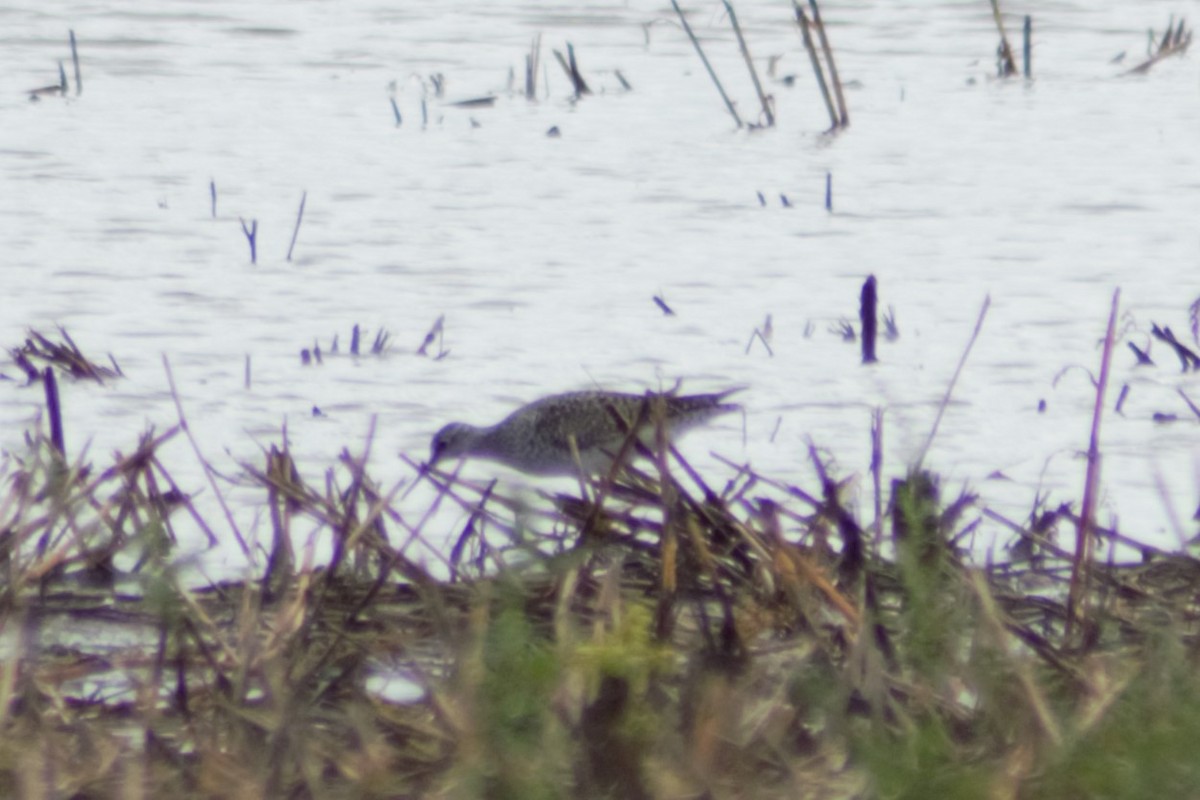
[2,407,1199,799]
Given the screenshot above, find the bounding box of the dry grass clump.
[1,410,1199,799]
[7,327,122,384]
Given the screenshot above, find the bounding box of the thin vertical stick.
[723,1,774,126]
[860,275,878,364]
[526,33,542,100]
[68,30,81,96]
[792,1,838,130]
[915,295,991,470]
[825,171,832,211]
[871,408,884,544]
[1066,289,1121,641]
[671,0,744,129]
[808,0,848,125]
[286,190,307,262]
[244,355,252,390]
[43,368,65,458]
[1022,15,1032,78]
[209,180,217,218]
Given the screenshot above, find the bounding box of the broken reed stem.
[808,0,848,125]
[162,354,251,557]
[860,275,878,364]
[69,30,81,96]
[209,179,217,218]
[722,1,774,127]
[1066,288,1120,641]
[552,45,590,99]
[526,33,542,100]
[1158,17,1174,54]
[372,327,390,355]
[915,294,991,470]
[286,190,307,262]
[652,403,679,639]
[1124,17,1192,75]
[42,367,65,459]
[566,42,590,96]
[792,1,838,130]
[870,408,883,544]
[671,0,744,129]
[1023,15,1032,79]
[239,217,258,264]
[989,0,1018,77]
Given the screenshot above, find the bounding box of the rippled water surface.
[1,0,1197,575]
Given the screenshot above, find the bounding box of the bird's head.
[429,422,474,469]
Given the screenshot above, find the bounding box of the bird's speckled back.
[429,389,740,476]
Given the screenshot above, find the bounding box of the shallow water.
[1,0,1197,577]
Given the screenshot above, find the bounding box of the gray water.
[1,0,1197,577]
